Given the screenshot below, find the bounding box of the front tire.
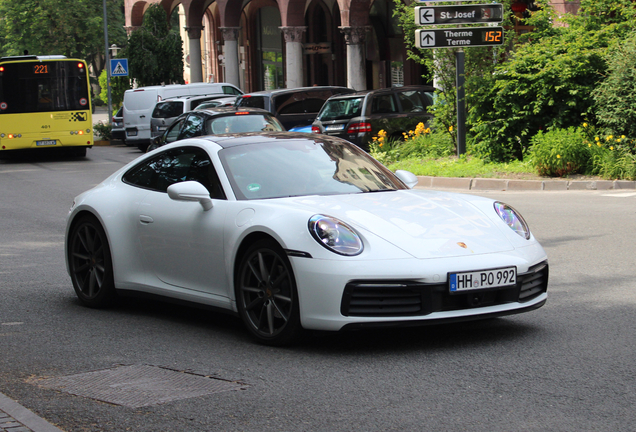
[236,239,304,346]
[67,215,116,308]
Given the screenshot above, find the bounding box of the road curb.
[0,393,63,432]
[415,176,636,191]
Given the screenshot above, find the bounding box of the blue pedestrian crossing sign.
[110,58,129,76]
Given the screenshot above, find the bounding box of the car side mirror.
[167,181,213,211]
[395,170,419,189]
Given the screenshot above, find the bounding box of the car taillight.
[311,126,320,134]
[346,122,372,133]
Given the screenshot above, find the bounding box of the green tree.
[593,33,636,138]
[123,4,184,87]
[470,0,636,161]
[0,0,126,76]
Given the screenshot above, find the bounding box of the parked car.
[150,94,241,144]
[194,96,238,110]
[65,132,548,346]
[123,82,243,152]
[111,107,125,144]
[311,85,435,151]
[235,86,356,130]
[147,107,285,152]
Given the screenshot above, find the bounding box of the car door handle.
[140,115,146,119]
[139,215,154,224]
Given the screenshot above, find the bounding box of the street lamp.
[110,44,120,58]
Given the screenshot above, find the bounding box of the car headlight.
[494,202,530,239]
[308,215,363,256]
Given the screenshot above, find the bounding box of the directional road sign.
[110,58,129,77]
[415,4,503,25]
[415,27,504,49]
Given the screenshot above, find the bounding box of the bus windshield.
[0,60,90,114]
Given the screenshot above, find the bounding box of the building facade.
[123,0,579,92]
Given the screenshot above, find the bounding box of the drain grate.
[37,364,246,408]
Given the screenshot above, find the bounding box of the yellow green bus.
[0,55,93,156]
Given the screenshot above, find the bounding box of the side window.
[371,94,398,114]
[223,86,242,95]
[237,96,266,109]
[178,114,205,140]
[164,118,185,144]
[122,147,226,199]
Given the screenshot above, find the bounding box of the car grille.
[340,261,549,317]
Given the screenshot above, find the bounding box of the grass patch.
[386,156,539,179]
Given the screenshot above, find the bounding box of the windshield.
[316,97,364,121]
[219,137,406,200]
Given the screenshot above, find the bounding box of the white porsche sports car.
[65,132,548,345]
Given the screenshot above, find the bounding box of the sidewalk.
[415,175,636,191]
[0,393,63,432]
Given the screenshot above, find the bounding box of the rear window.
[397,90,433,113]
[152,101,184,119]
[207,114,284,134]
[316,97,364,122]
[237,96,266,110]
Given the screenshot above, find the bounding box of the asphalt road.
[1,145,635,431]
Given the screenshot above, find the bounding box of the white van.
[123,83,242,150]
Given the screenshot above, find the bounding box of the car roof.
[238,86,354,97]
[160,93,229,102]
[326,85,436,100]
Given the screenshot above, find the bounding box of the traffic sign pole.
[456,50,466,157]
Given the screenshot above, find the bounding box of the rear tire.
[236,239,304,346]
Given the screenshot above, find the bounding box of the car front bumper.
[290,244,548,332]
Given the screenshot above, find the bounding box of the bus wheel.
[74,147,87,157]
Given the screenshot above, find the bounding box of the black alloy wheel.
[68,215,116,307]
[236,239,303,346]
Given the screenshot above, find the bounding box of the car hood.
[288,190,516,259]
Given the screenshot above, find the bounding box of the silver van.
[150,94,239,141]
[123,83,242,151]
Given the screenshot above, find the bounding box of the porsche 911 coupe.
[65,132,548,345]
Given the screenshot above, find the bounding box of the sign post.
[414,3,504,156]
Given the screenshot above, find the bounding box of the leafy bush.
[93,123,112,141]
[528,127,590,176]
[369,121,454,164]
[588,134,636,180]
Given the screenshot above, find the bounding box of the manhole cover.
[37,364,246,408]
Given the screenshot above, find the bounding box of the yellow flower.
[588,143,592,147]
[616,138,621,142]
[606,135,613,141]
[372,137,377,141]
[621,135,626,139]
[583,123,588,127]
[610,146,614,150]
[449,125,454,132]
[597,142,602,147]
[595,136,600,141]
[557,154,561,159]
[379,142,383,147]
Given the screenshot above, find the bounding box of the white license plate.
[126,130,137,136]
[36,140,56,146]
[449,267,516,293]
[326,124,345,131]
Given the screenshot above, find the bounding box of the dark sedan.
[147,107,285,152]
